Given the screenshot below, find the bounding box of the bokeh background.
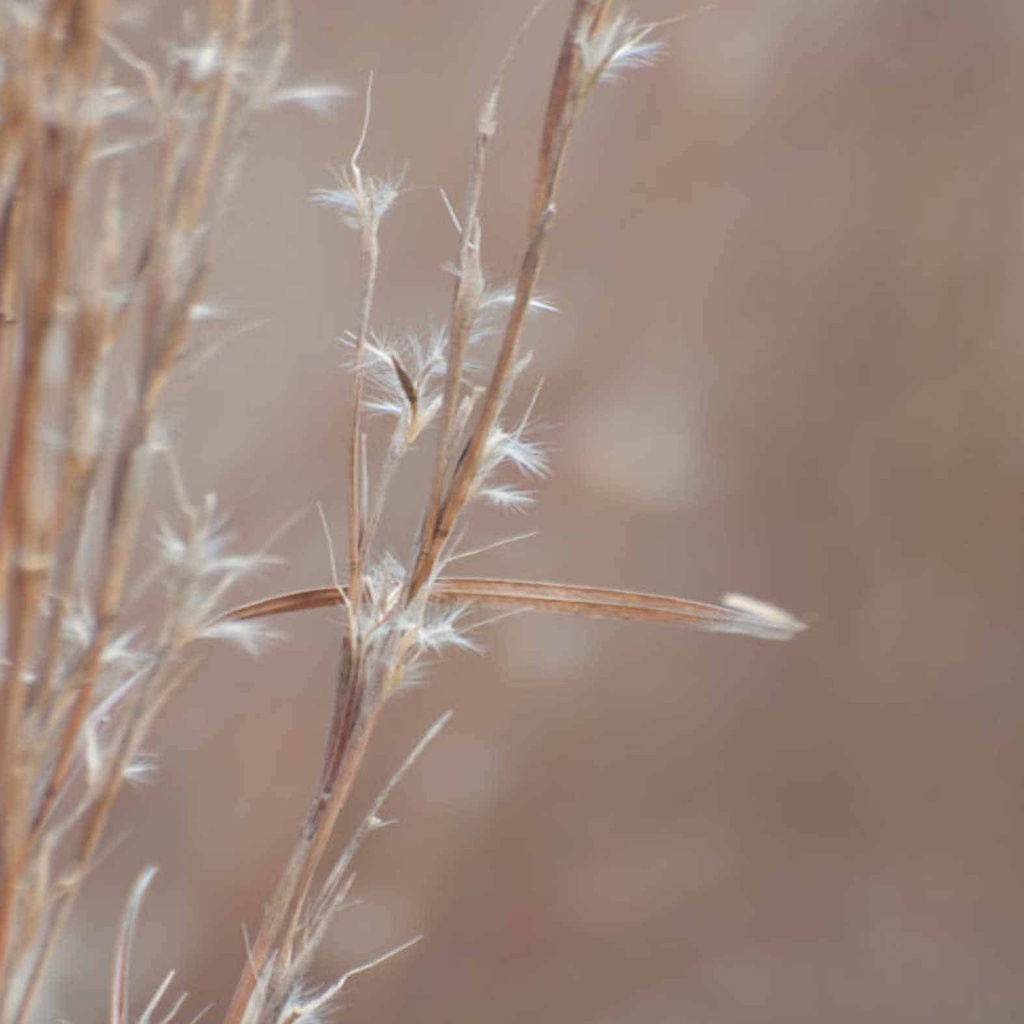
[48,1,1024,1021]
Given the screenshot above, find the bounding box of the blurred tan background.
[48,0,1024,1021]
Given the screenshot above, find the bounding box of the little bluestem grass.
[0,3,804,1022]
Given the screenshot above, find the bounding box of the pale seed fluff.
[577,13,664,85]
[271,82,351,116]
[155,506,277,582]
[123,752,159,787]
[171,40,224,85]
[197,617,280,657]
[481,483,535,513]
[396,602,482,658]
[720,593,807,639]
[484,421,549,479]
[312,171,403,229]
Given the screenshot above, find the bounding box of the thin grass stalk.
[345,88,381,604]
[11,635,195,1024]
[407,0,600,600]
[0,0,111,989]
[1,2,294,1018]
[183,0,257,233]
[219,674,383,1024]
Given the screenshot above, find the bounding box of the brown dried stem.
[407,0,605,600]
[223,579,806,642]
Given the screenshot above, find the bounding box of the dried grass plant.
[0,2,804,1022]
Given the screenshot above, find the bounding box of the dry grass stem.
[0,1,300,1019]
[0,2,805,1022]
[223,580,805,642]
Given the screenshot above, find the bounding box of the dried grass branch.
[0,2,298,1020]
[0,2,805,1022]
[223,580,805,642]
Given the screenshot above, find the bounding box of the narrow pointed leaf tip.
[720,593,808,640]
[221,580,807,642]
[111,867,159,1024]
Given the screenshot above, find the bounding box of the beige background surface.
[48,1,1024,1021]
